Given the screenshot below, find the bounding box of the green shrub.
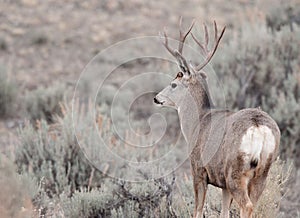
[15,103,181,217]
[97,84,118,106]
[0,37,7,51]
[0,67,17,118]
[30,30,49,46]
[60,176,176,218]
[15,108,105,199]
[265,2,300,32]
[25,83,66,123]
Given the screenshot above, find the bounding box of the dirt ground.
[0,0,299,216]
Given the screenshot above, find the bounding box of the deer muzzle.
[154,96,164,105]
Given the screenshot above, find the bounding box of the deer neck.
[177,84,212,145]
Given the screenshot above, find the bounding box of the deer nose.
[154,97,160,104]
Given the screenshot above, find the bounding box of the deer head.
[154,18,225,111]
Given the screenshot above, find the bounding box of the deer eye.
[171,83,177,89]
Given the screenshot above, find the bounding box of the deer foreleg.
[193,178,207,218]
[221,189,233,218]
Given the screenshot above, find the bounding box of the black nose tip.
[154,97,159,104]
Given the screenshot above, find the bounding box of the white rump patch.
[240,125,275,160]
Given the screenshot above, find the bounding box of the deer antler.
[160,17,195,74]
[191,21,226,72]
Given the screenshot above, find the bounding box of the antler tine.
[191,32,205,53]
[191,20,226,72]
[159,28,177,58]
[214,21,218,42]
[159,17,195,75]
[178,17,195,54]
[204,23,209,53]
[191,23,210,54]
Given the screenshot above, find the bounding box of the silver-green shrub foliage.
[266,2,300,32]
[25,83,66,123]
[0,67,17,118]
[16,115,105,196]
[15,107,179,217]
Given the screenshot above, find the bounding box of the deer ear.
[199,72,207,79]
[178,64,189,74]
[174,50,191,76]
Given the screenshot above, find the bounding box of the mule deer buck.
[154,18,280,218]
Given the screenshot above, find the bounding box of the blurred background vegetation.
[0,0,299,217]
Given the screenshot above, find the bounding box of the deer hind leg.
[248,175,267,206]
[193,177,208,218]
[228,175,253,218]
[220,189,233,218]
[248,157,272,205]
